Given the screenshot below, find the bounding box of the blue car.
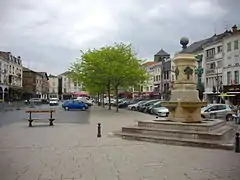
[62,100,88,111]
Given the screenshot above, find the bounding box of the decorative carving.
[174,67,180,80]
[184,66,193,80]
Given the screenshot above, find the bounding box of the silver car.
[201,104,234,121]
[153,107,169,117]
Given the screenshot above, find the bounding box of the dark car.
[146,101,162,114]
[138,99,160,112]
[118,99,131,108]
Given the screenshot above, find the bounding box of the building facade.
[222,25,240,105]
[153,49,171,100]
[0,51,23,101]
[22,68,49,99]
[202,36,227,102]
[48,74,59,98]
[58,71,82,100]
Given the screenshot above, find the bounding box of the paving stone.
[0,106,240,180]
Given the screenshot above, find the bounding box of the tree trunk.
[115,86,119,112]
[97,93,100,106]
[101,92,105,108]
[107,84,111,110]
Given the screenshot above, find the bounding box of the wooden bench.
[25,109,56,127]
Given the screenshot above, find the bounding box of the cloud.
[0,0,238,75]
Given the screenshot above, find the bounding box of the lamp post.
[195,55,204,101]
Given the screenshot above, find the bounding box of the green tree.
[68,43,148,112]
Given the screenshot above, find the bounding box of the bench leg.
[49,119,54,126]
[29,120,33,127]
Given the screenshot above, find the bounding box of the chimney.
[232,24,238,33]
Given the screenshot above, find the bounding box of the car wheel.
[201,115,205,119]
[226,114,232,121]
[82,107,86,111]
[131,107,136,111]
[65,107,69,111]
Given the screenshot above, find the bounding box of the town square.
[1,0,240,179]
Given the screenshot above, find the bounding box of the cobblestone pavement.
[0,106,240,180]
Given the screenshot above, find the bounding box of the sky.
[0,0,239,75]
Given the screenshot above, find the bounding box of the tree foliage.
[68,43,148,112]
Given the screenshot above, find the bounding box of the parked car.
[78,97,93,106]
[118,99,132,108]
[154,107,169,117]
[146,101,162,114]
[138,99,160,112]
[127,100,147,111]
[112,99,125,106]
[62,100,88,111]
[25,98,42,105]
[49,98,59,106]
[201,104,234,121]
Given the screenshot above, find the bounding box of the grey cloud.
[0,0,239,75]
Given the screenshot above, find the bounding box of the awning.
[72,91,88,96]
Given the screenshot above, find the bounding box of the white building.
[222,25,240,105]
[48,74,59,98]
[58,71,82,99]
[140,61,155,93]
[0,51,23,101]
[202,37,224,102]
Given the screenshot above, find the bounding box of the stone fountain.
[162,37,207,123]
[114,38,235,150]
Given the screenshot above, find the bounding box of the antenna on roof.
[212,23,217,35]
[223,20,229,31]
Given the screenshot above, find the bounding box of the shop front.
[223,85,240,105]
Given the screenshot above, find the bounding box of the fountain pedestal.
[162,52,207,123]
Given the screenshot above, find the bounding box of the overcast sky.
[0,0,239,75]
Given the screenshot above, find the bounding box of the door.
[215,105,227,119]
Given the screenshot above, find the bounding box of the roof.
[0,51,10,61]
[48,74,58,78]
[141,61,156,66]
[37,72,49,80]
[185,32,230,53]
[155,49,170,56]
[58,71,70,76]
[23,67,44,77]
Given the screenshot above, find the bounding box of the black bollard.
[235,132,240,153]
[97,123,101,138]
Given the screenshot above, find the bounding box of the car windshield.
[153,101,161,106]
[137,101,146,105]
[50,98,58,100]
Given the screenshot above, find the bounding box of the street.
[0,103,90,127]
[0,105,240,180]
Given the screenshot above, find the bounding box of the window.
[206,48,215,58]
[217,46,222,53]
[234,71,239,84]
[227,42,231,51]
[227,72,231,85]
[210,62,216,69]
[234,40,239,50]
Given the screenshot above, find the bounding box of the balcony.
[205,55,215,61]
[205,68,222,75]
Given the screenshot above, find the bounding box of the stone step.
[122,125,234,141]
[138,119,226,132]
[114,131,234,150]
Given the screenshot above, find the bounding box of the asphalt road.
[0,103,90,127]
